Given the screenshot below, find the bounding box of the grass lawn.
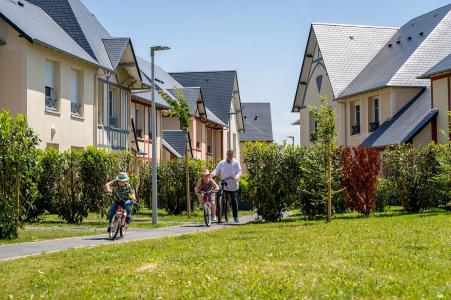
[26,209,255,229]
[1,210,449,299]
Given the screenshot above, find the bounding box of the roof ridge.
[169,70,237,74]
[312,22,399,30]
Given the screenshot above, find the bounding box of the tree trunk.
[326,143,332,223]
[185,141,191,218]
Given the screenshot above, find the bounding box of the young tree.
[159,88,192,216]
[309,96,337,222]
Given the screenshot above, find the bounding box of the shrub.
[244,143,302,221]
[340,147,380,216]
[238,174,252,210]
[56,151,88,224]
[384,144,441,212]
[375,177,391,212]
[158,159,204,214]
[0,111,39,238]
[79,147,111,215]
[432,143,451,210]
[136,160,152,209]
[26,148,62,220]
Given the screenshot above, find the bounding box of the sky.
[83,0,449,144]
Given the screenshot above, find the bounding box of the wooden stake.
[185,141,191,218]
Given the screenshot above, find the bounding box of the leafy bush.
[432,143,451,210]
[56,151,88,224]
[375,177,391,212]
[0,111,39,238]
[340,147,380,216]
[26,148,62,220]
[245,143,302,221]
[383,144,441,212]
[158,159,204,214]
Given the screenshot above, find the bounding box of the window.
[45,60,58,111]
[70,69,82,116]
[135,105,145,139]
[309,111,317,142]
[351,103,361,135]
[108,88,117,127]
[97,81,104,125]
[46,143,59,150]
[369,97,380,132]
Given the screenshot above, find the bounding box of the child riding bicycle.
[105,172,136,233]
[195,170,219,221]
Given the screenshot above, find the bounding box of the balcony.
[97,125,129,151]
[136,129,143,139]
[71,103,82,115]
[369,121,380,132]
[45,96,58,111]
[351,125,361,135]
[109,116,118,128]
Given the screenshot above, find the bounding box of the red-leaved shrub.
[341,147,381,216]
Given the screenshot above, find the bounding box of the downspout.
[94,74,98,147]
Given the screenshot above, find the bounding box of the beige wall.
[432,77,450,143]
[412,122,432,145]
[0,20,28,116]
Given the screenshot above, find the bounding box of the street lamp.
[287,136,295,146]
[150,45,170,224]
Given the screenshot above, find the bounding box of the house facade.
[292,5,451,148]
[170,71,245,161]
[0,0,147,153]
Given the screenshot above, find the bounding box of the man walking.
[211,150,242,222]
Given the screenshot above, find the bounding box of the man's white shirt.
[211,159,242,191]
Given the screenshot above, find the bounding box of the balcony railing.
[351,125,361,135]
[71,103,82,115]
[97,125,129,151]
[369,121,380,132]
[45,96,58,111]
[109,116,118,127]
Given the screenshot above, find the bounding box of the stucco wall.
[432,77,450,143]
[26,44,97,150]
[412,122,432,145]
[0,21,27,116]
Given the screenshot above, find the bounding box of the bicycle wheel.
[120,225,127,237]
[109,214,120,240]
[217,191,223,223]
[203,203,212,227]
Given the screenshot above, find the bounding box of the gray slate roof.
[240,103,273,142]
[131,91,169,109]
[137,56,183,92]
[339,4,451,98]
[421,52,451,78]
[362,87,438,147]
[102,38,130,69]
[205,107,227,127]
[0,0,98,66]
[170,71,237,125]
[162,130,191,158]
[168,87,203,115]
[162,139,182,158]
[312,23,398,97]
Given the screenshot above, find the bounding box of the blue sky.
[83,0,449,144]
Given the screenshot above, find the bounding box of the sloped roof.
[131,91,169,109]
[102,38,130,69]
[170,71,237,125]
[162,139,182,158]
[162,130,191,158]
[313,23,398,97]
[137,56,183,92]
[240,103,273,142]
[292,119,300,125]
[0,0,98,66]
[339,4,451,98]
[205,107,227,127]
[420,52,451,78]
[168,87,204,116]
[362,87,438,147]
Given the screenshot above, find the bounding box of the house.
[170,71,245,161]
[292,4,451,148]
[239,102,273,170]
[0,0,146,152]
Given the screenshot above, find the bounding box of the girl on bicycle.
[195,170,219,221]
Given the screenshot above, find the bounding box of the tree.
[309,96,337,222]
[159,88,192,216]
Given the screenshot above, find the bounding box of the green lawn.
[1,210,449,299]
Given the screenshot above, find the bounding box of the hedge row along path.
[0,215,256,261]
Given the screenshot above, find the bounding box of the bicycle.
[200,190,217,227]
[216,177,235,223]
[108,193,130,240]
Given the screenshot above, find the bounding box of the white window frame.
[70,68,83,116]
[44,60,58,111]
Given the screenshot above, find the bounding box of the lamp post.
[150,45,170,224]
[287,136,295,146]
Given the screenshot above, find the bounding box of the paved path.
[0,215,256,261]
